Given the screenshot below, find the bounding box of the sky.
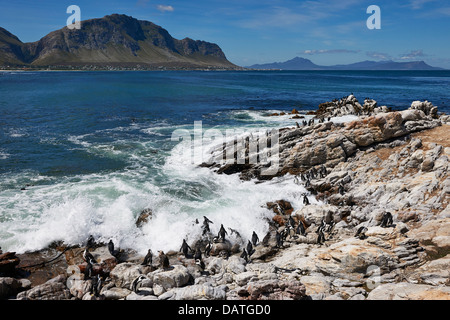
[0,0,449,68]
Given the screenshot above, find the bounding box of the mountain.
[248,57,444,71]
[0,27,30,65]
[249,57,322,70]
[0,14,237,69]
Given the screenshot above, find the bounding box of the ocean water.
[1,70,449,254]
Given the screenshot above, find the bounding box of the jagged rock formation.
[0,14,237,69]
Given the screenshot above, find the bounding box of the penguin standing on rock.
[180,239,193,258]
[355,226,368,240]
[158,251,170,269]
[131,275,147,293]
[246,240,254,256]
[240,249,249,263]
[275,231,283,248]
[83,248,96,264]
[204,241,212,257]
[202,216,213,235]
[84,259,94,279]
[142,249,153,266]
[195,258,205,271]
[108,240,120,259]
[380,212,393,228]
[194,247,202,261]
[251,231,260,246]
[218,224,228,241]
[296,221,307,236]
[317,226,326,245]
[92,274,103,297]
[86,235,96,249]
[303,194,310,206]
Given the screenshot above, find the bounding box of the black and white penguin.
[240,249,249,263]
[275,231,283,248]
[180,239,193,258]
[142,249,153,266]
[83,248,96,264]
[108,240,119,258]
[288,215,296,229]
[131,275,147,293]
[204,241,212,257]
[86,235,95,249]
[303,194,310,206]
[202,216,213,235]
[84,259,94,279]
[305,179,311,188]
[296,221,307,236]
[380,212,393,228]
[92,274,103,297]
[355,226,368,239]
[194,247,202,261]
[218,224,228,241]
[247,240,254,256]
[158,251,170,269]
[317,227,326,245]
[195,258,205,271]
[251,231,260,246]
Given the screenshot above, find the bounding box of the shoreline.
[1,95,449,300]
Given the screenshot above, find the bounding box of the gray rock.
[69,279,92,300]
[16,275,71,300]
[110,262,142,289]
[171,283,227,300]
[367,282,450,300]
[102,287,132,300]
[152,265,191,290]
[0,277,22,299]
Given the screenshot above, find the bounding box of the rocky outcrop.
[367,283,450,300]
[2,96,448,301]
[0,252,20,275]
[16,275,71,300]
[315,95,390,118]
[207,98,442,180]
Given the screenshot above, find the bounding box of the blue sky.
[0,0,449,68]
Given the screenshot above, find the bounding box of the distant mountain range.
[248,57,444,71]
[0,14,237,70]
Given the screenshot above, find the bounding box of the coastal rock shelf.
[1,95,449,300]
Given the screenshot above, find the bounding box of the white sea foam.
[0,150,9,159]
[0,116,324,255]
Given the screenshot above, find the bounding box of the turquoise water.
[0,70,449,253]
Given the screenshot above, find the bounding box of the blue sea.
[1,70,449,253]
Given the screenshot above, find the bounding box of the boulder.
[136,208,152,228]
[171,283,227,300]
[69,279,92,300]
[0,277,22,299]
[210,240,232,256]
[110,262,142,289]
[0,252,20,275]
[243,279,306,300]
[102,287,132,300]
[152,265,191,291]
[367,282,450,300]
[16,275,71,300]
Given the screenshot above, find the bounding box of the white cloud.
[157,5,174,13]
[366,51,392,61]
[409,0,436,10]
[300,49,360,55]
[399,50,426,60]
